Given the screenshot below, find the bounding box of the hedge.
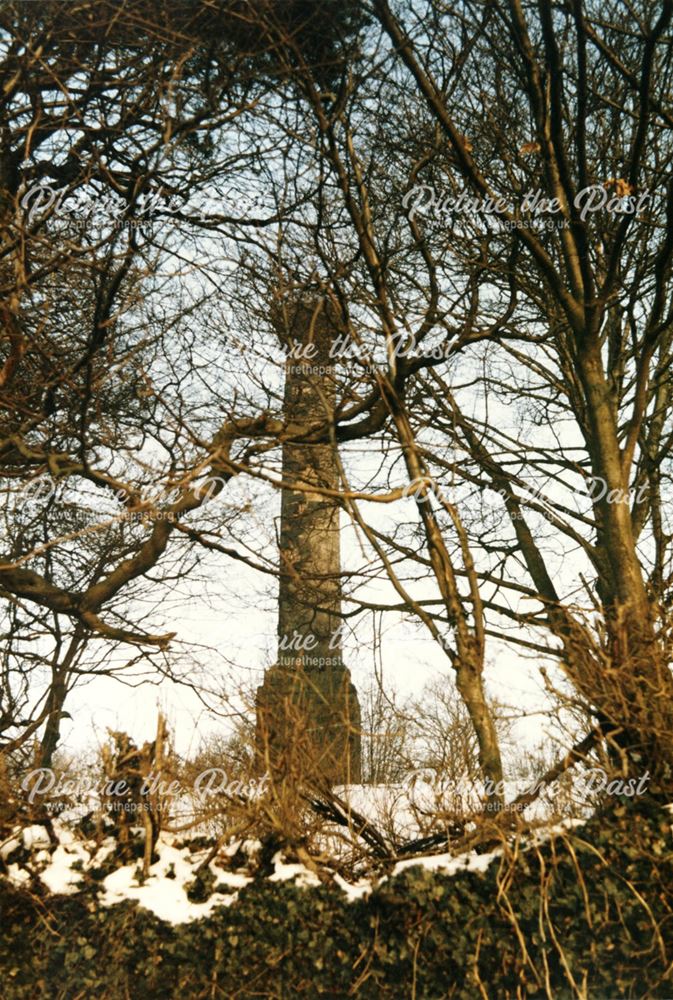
[0,797,671,998]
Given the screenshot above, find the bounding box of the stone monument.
[255,293,361,784]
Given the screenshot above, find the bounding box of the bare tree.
[224,0,673,804]
[0,0,378,768]
[362,0,673,789]
[5,0,673,816]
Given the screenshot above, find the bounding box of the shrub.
[0,798,671,998]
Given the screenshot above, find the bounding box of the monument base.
[255,663,361,785]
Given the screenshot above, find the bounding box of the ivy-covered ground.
[1,797,672,998]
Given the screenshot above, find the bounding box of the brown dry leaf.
[615,178,635,197]
[603,178,635,196]
[461,135,473,153]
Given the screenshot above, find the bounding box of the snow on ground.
[101,838,245,923]
[4,863,30,886]
[2,820,353,923]
[390,815,587,879]
[268,851,321,888]
[2,821,253,922]
[332,873,372,901]
[392,848,500,877]
[334,778,557,838]
[21,825,52,851]
[40,823,97,894]
[1,787,590,924]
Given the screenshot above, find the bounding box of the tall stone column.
[256,294,361,784]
